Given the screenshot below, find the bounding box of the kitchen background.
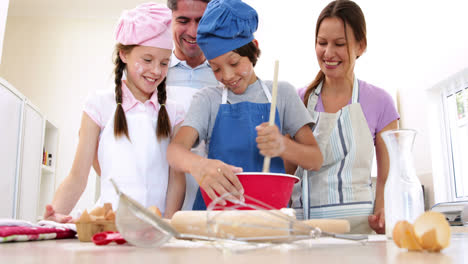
[1,0,467,217]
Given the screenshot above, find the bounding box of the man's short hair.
[167,0,211,11]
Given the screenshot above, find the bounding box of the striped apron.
[291,78,374,234]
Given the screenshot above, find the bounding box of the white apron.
[167,85,206,210]
[96,103,169,214]
[291,78,374,234]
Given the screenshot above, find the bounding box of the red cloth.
[0,225,76,240]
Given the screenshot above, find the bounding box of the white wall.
[0,0,9,63]
[0,16,117,214]
[1,0,468,214]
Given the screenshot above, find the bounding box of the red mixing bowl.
[200,172,300,210]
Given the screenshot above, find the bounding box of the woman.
[291,0,399,234]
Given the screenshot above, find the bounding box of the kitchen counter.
[1,232,467,264]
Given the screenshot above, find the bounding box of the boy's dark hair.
[233,41,261,67]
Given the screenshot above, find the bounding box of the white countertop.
[1,232,467,264]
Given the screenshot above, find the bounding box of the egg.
[414,211,451,252]
[392,211,451,252]
[392,220,423,251]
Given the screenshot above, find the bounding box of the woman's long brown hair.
[303,0,367,107]
[113,43,171,141]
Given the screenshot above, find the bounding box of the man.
[166,0,218,210]
[166,0,218,89]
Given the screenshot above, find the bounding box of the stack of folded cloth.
[0,219,76,242]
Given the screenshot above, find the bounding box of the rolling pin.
[170,210,350,240]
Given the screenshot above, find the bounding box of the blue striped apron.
[291,78,374,233]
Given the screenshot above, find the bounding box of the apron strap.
[260,81,272,102]
[221,79,272,104]
[306,82,322,123]
[306,77,360,121]
[351,77,360,104]
[302,169,310,220]
[221,87,229,104]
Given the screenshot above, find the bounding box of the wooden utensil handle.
[262,60,279,173]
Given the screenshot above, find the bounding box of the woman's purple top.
[298,79,400,143]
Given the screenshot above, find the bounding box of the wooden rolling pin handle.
[170,211,351,239]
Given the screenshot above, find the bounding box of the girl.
[292,0,400,234]
[44,3,185,222]
[167,0,323,210]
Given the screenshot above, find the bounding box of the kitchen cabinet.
[0,77,24,219]
[16,101,44,222]
[37,120,58,220]
[0,77,58,222]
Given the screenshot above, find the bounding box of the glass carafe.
[382,129,424,238]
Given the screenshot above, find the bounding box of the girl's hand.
[44,204,74,223]
[191,159,243,205]
[256,122,285,157]
[368,208,385,234]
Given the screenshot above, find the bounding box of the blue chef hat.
[197,0,258,60]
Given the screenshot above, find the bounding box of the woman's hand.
[368,208,385,234]
[43,204,74,223]
[256,122,285,157]
[370,120,398,234]
[191,159,243,205]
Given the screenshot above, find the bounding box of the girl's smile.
[120,46,172,102]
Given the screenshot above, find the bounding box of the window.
[442,84,468,200]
